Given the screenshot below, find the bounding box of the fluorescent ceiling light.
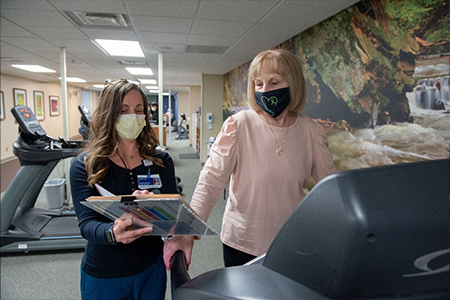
[94,39,144,57]
[149,91,169,95]
[126,67,153,75]
[146,85,159,90]
[139,79,157,84]
[93,84,104,88]
[12,64,56,73]
[59,77,86,83]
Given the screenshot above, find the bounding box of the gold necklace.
[263,114,290,155]
[129,151,138,159]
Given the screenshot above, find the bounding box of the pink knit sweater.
[190,109,337,256]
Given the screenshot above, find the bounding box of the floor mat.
[179,153,199,159]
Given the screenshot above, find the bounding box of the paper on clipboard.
[95,183,115,196]
[82,185,218,236]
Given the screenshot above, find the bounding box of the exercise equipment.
[1,106,86,253]
[78,104,91,140]
[176,113,189,140]
[170,159,449,299]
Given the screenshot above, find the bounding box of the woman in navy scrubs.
[70,79,178,300]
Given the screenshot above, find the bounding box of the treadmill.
[1,105,87,253]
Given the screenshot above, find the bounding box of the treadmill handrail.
[170,250,191,296]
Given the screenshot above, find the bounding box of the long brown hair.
[83,79,162,187]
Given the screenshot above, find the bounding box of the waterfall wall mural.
[223,0,449,171]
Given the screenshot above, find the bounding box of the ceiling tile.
[2,0,54,10]
[26,26,86,39]
[139,32,189,44]
[49,0,127,14]
[191,19,253,36]
[188,34,239,47]
[2,9,73,27]
[132,16,193,34]
[196,0,276,22]
[126,0,199,18]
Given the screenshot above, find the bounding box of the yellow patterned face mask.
[115,114,146,141]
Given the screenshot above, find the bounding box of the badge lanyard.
[137,159,162,189]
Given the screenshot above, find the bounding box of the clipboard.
[81,193,218,236]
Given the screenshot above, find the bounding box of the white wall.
[0,73,225,165]
[201,74,223,163]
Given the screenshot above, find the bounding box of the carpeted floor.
[0,134,226,300]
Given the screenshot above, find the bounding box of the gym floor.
[1,134,226,300]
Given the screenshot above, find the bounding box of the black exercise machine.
[170,159,449,299]
[78,104,91,140]
[1,106,86,253]
[176,113,189,140]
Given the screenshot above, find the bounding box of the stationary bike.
[0,106,86,253]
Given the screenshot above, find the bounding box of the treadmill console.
[11,105,85,165]
[11,105,46,138]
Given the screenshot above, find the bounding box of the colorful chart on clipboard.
[82,185,218,236]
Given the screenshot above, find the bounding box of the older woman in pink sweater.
[164,49,337,268]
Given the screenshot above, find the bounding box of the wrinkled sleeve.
[311,122,338,182]
[189,116,238,221]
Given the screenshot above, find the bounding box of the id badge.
[137,174,162,189]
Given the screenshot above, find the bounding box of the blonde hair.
[247,49,306,112]
[83,80,162,187]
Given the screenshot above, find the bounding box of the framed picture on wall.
[49,95,60,116]
[13,88,27,107]
[0,91,5,120]
[34,91,45,120]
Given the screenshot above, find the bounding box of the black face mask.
[255,87,290,118]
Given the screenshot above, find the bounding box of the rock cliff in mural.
[223,0,449,170]
[294,0,449,128]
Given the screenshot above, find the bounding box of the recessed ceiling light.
[12,64,56,73]
[94,39,145,57]
[149,91,169,95]
[146,85,159,90]
[126,67,153,75]
[59,77,86,83]
[139,79,157,85]
[93,84,104,88]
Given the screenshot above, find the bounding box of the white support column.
[60,47,71,204]
[60,47,69,140]
[158,51,164,146]
[168,87,172,137]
